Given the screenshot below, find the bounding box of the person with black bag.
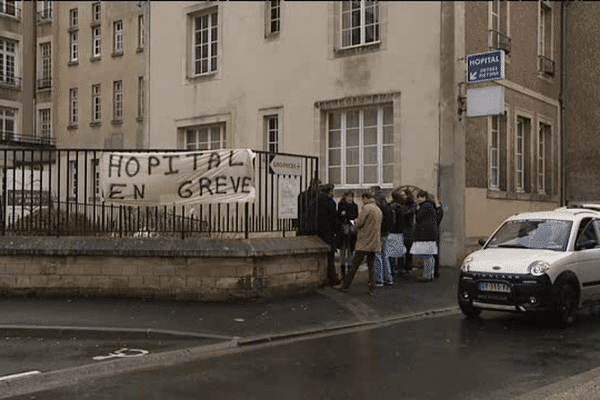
[297,177,320,236]
[337,190,358,281]
[316,183,341,286]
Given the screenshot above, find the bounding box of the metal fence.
[0,148,318,239]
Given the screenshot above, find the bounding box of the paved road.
[8,310,600,400]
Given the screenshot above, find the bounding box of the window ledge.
[136,47,144,53]
[112,51,123,58]
[68,26,79,33]
[487,189,508,200]
[136,116,144,122]
[111,119,123,125]
[186,71,218,83]
[67,124,78,130]
[68,60,79,66]
[90,56,101,62]
[334,42,380,58]
[91,21,101,28]
[90,122,101,127]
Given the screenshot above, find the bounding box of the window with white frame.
[90,159,100,200]
[138,14,144,49]
[185,124,224,150]
[137,76,144,119]
[70,32,78,62]
[70,8,77,27]
[92,26,101,57]
[69,88,78,125]
[538,122,552,195]
[113,20,123,54]
[515,116,531,193]
[0,1,17,18]
[267,0,280,35]
[0,38,16,86]
[39,108,51,139]
[489,113,507,191]
[341,0,379,49]
[69,160,77,199]
[489,0,510,53]
[113,80,122,121]
[193,10,218,76]
[38,0,51,21]
[92,2,100,22]
[0,107,16,140]
[39,42,51,89]
[539,2,554,76]
[92,84,101,123]
[265,115,279,153]
[327,105,393,187]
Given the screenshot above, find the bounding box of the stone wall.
[0,236,329,301]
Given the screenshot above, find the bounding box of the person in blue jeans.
[371,186,394,286]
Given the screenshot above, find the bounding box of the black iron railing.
[539,55,555,77]
[0,75,21,89]
[0,148,318,238]
[37,75,52,90]
[489,29,511,55]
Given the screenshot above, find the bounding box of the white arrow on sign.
[269,155,302,176]
[469,71,477,81]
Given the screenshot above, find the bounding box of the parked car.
[458,204,600,326]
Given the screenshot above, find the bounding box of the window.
[515,116,531,193]
[69,88,78,125]
[489,0,510,54]
[69,161,77,199]
[38,0,52,22]
[39,109,51,139]
[539,2,554,76]
[185,124,224,150]
[341,0,379,49]
[0,38,16,87]
[137,76,144,119]
[0,107,16,141]
[267,0,281,35]
[538,122,552,195]
[92,27,101,58]
[113,20,123,54]
[39,43,51,90]
[92,84,101,123]
[193,11,218,76]
[0,1,18,18]
[265,115,279,153]
[138,15,144,49]
[489,113,507,191]
[92,2,100,22]
[90,159,100,200]
[70,32,78,62]
[70,8,77,27]
[113,80,122,121]
[327,105,393,187]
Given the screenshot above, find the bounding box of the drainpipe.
[560,1,569,206]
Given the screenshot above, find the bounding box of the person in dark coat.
[400,188,418,274]
[429,193,444,279]
[337,190,358,280]
[316,183,341,286]
[410,190,440,282]
[388,189,406,279]
[297,177,320,236]
[371,186,394,286]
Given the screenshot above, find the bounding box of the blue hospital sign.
[466,50,505,83]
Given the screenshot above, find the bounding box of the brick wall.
[0,236,329,301]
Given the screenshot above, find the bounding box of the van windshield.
[485,219,573,251]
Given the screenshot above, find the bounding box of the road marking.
[0,370,41,382]
[93,348,149,360]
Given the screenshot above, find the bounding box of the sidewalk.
[0,265,461,342]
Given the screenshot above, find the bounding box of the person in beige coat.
[336,192,382,294]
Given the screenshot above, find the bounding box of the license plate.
[479,282,511,293]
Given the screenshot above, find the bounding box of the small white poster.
[278,177,300,219]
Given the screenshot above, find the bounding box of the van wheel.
[460,303,481,319]
[553,282,578,326]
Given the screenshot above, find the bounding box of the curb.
[0,306,459,399]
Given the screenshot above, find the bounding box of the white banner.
[100,149,256,205]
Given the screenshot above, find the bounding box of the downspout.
[560,1,569,206]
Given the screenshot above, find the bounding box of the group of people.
[297,178,444,294]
